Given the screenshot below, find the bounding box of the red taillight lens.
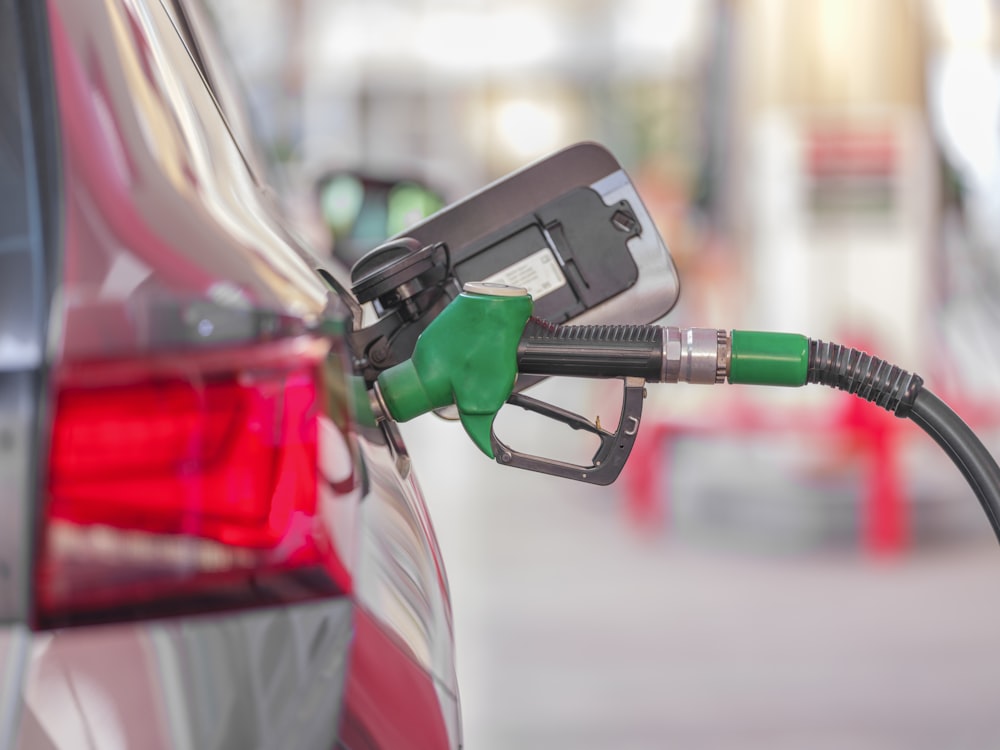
[38,338,355,628]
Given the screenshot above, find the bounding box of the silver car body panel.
[355,427,458,698]
[0,375,33,625]
[0,626,30,750]
[12,601,351,750]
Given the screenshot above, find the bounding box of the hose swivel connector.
[662,328,729,384]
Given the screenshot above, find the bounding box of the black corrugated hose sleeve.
[807,339,1000,543]
[806,339,924,416]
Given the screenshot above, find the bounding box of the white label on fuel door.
[483,248,567,301]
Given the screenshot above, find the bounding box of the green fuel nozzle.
[376,282,533,457]
[373,287,817,470]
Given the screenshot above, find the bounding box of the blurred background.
[205,0,1000,747]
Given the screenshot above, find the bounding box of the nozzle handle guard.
[490,378,646,485]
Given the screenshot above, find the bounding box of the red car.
[2,0,460,746]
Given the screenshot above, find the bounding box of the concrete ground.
[404,404,1000,750]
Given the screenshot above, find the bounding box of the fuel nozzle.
[374,287,824,484]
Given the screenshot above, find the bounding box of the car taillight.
[37,337,354,629]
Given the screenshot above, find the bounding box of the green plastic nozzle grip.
[729,330,809,387]
[377,288,533,457]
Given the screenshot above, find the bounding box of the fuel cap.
[350,238,439,305]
